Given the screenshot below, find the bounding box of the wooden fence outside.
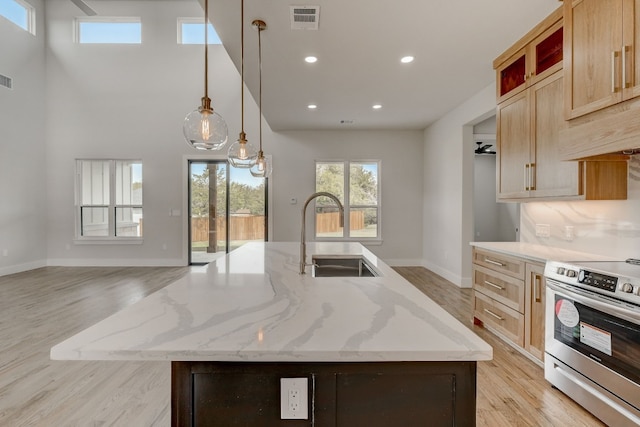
[191,211,365,242]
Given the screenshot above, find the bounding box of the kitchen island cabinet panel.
[173,361,477,427]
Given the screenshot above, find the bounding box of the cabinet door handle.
[484,280,505,291]
[484,309,504,321]
[524,164,530,191]
[529,163,536,191]
[622,45,629,89]
[534,274,542,302]
[485,258,505,267]
[612,50,620,93]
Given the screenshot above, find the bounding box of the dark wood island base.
[172,360,477,427]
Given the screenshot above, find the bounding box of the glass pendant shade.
[228,131,258,168]
[250,151,272,178]
[183,99,229,150]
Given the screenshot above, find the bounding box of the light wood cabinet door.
[530,72,580,198]
[623,0,640,98]
[524,263,546,361]
[497,90,530,199]
[565,0,624,119]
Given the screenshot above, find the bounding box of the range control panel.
[545,260,640,307]
[578,270,618,292]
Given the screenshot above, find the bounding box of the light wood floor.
[0,265,607,426]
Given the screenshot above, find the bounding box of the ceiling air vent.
[290,5,320,30]
[0,74,12,90]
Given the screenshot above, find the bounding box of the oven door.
[545,279,640,426]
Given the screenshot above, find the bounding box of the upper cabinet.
[496,12,564,104]
[564,0,640,119]
[495,6,629,202]
[497,71,584,199]
[560,0,640,158]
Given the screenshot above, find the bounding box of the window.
[76,160,143,239]
[315,161,380,240]
[178,18,221,44]
[75,17,142,44]
[0,0,35,34]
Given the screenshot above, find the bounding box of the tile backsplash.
[521,155,640,259]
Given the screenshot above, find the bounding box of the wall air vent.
[0,74,12,90]
[290,6,320,30]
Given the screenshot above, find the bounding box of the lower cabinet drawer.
[473,265,524,312]
[474,291,524,347]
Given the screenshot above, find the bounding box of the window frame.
[177,17,221,44]
[314,160,381,243]
[75,159,143,243]
[74,16,142,44]
[0,0,35,35]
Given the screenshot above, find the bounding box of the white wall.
[0,0,47,276]
[268,130,424,264]
[44,0,242,266]
[473,155,519,242]
[423,83,496,287]
[520,155,640,259]
[0,0,424,271]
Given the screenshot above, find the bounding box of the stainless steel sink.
[311,255,379,277]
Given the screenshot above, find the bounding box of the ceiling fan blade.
[70,0,97,16]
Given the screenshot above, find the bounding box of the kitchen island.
[51,242,492,426]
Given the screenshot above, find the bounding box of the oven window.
[554,296,640,385]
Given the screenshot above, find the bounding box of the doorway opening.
[188,160,267,265]
[472,115,519,242]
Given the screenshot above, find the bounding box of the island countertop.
[51,242,492,363]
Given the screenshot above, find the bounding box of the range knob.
[621,282,634,293]
[566,270,577,278]
[556,267,566,275]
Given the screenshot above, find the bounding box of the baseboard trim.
[46,258,186,267]
[0,260,47,277]
[384,258,424,267]
[421,260,472,289]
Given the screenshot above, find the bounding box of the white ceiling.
[208,0,562,131]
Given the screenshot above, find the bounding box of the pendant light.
[250,19,272,178]
[183,0,229,150]
[228,0,258,168]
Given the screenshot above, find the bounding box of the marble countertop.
[470,241,618,263]
[51,242,492,363]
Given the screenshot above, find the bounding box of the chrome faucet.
[300,192,344,274]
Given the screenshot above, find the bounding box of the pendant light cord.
[258,21,262,151]
[204,0,208,99]
[240,0,245,132]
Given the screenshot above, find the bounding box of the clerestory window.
[0,0,35,34]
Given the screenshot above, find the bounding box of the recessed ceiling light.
[401,56,414,64]
[372,104,382,109]
[308,104,317,109]
[305,56,318,63]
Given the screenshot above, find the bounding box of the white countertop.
[51,242,492,363]
[470,241,618,263]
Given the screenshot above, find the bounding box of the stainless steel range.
[544,259,640,427]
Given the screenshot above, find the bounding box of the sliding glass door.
[189,160,267,264]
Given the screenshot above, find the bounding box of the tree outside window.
[315,161,380,239]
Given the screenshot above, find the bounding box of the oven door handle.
[547,280,640,325]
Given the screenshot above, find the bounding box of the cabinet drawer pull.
[484,309,504,321]
[484,280,505,290]
[485,258,505,267]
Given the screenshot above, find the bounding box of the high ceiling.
[208,0,562,131]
